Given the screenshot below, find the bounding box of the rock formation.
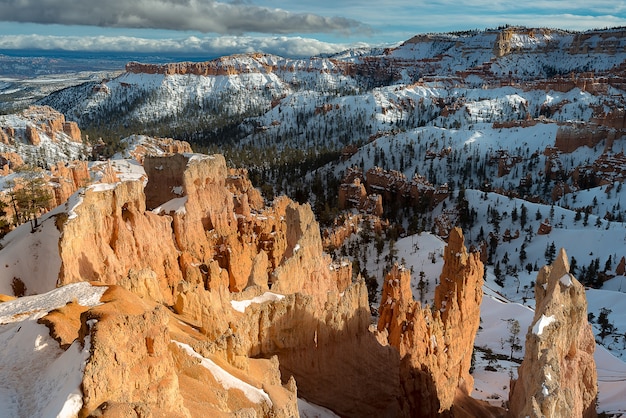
[51,152,407,416]
[377,227,493,417]
[338,165,448,216]
[508,248,597,418]
[19,105,82,143]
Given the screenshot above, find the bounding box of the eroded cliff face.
[53,152,401,416]
[377,227,492,417]
[508,249,597,418]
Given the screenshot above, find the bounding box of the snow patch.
[532,314,556,336]
[88,182,117,192]
[0,283,103,417]
[0,282,107,324]
[298,397,340,418]
[173,341,272,406]
[560,274,573,287]
[152,196,188,215]
[230,292,285,313]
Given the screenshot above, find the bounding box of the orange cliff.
[53,152,398,416]
[48,153,503,417]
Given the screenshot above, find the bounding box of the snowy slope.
[0,282,107,418]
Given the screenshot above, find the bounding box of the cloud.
[404,12,626,33]
[0,34,365,57]
[0,0,371,36]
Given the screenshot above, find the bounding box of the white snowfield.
[532,314,556,336]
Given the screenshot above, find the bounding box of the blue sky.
[1,0,626,57]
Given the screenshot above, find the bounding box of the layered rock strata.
[508,249,597,418]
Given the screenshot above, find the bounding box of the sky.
[1,0,626,58]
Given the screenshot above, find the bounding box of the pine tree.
[598,308,615,342]
[520,203,528,228]
[506,319,522,360]
[8,166,52,232]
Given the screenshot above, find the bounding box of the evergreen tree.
[506,319,522,360]
[598,308,615,342]
[520,204,528,228]
[8,167,52,232]
[544,241,556,264]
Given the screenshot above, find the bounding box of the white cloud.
[0,34,364,57]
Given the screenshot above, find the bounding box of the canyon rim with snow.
[1,26,626,417]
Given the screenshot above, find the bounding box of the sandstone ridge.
[52,152,393,416]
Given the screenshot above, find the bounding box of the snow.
[533,314,556,336]
[0,283,106,417]
[560,274,573,287]
[88,183,117,192]
[0,282,106,324]
[0,206,64,295]
[173,341,272,406]
[230,292,286,313]
[298,397,340,418]
[66,192,84,221]
[152,196,188,215]
[89,158,146,184]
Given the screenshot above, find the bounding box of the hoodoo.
[509,249,597,418]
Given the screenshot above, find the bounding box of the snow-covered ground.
[0,282,107,418]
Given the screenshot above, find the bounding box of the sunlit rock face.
[509,249,597,418]
[377,227,488,417]
[56,152,402,416]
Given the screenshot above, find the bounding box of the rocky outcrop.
[573,151,626,189]
[119,135,193,164]
[55,152,401,416]
[493,27,557,58]
[377,227,490,416]
[21,105,82,143]
[62,122,82,142]
[126,53,353,78]
[0,152,23,175]
[509,249,597,418]
[49,161,90,206]
[79,286,190,417]
[58,179,184,305]
[25,125,40,145]
[338,166,448,216]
